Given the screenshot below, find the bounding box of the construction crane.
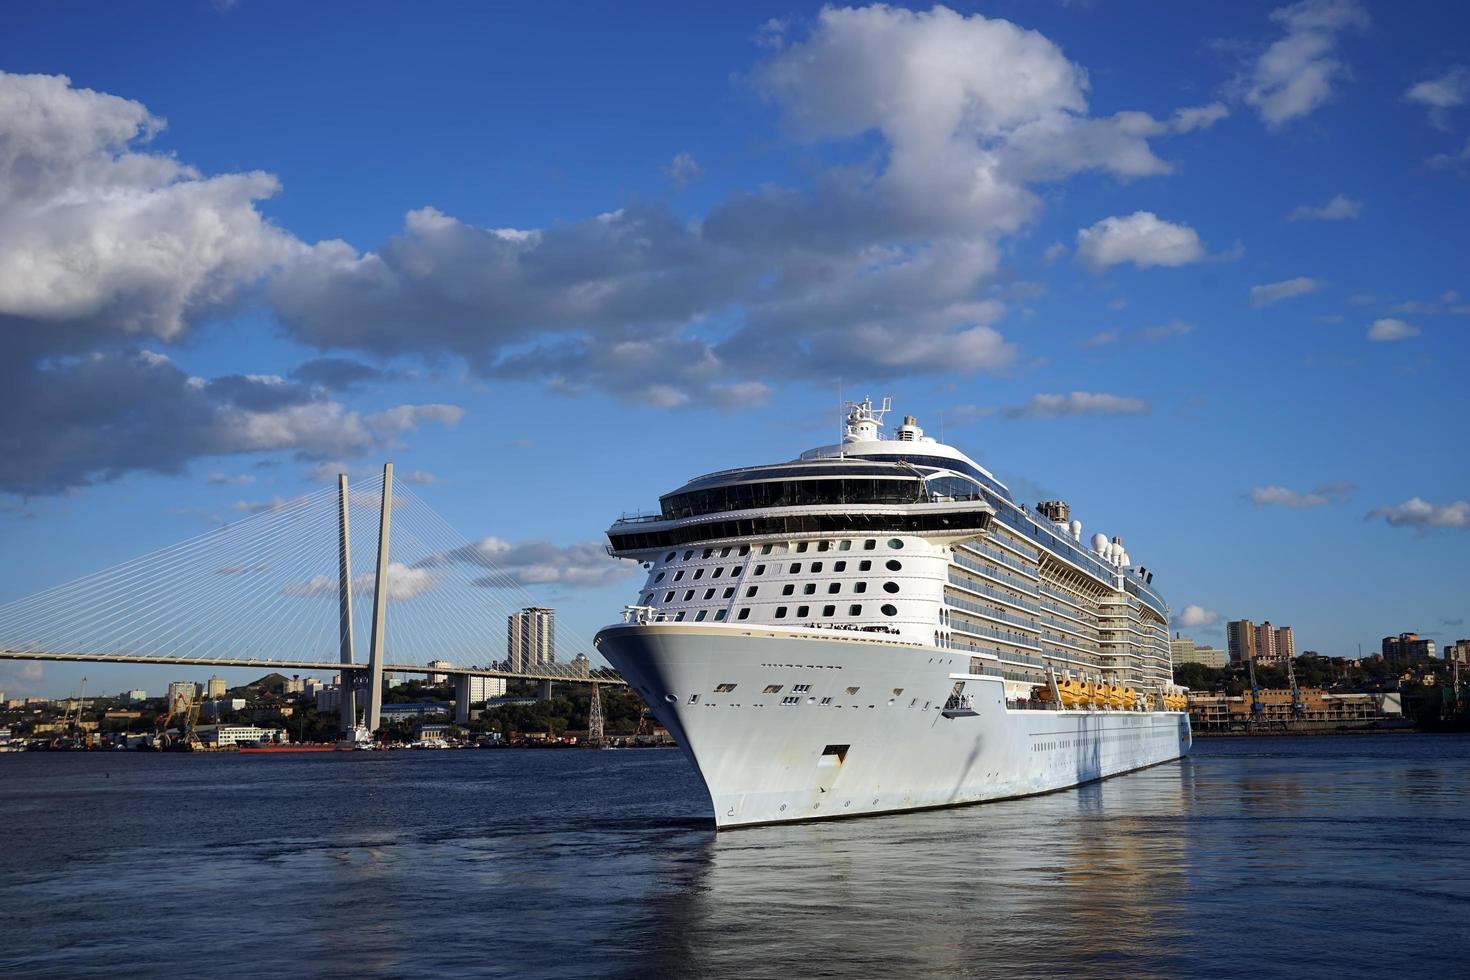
[1286,656,1304,721]
[1247,655,1263,729]
[182,691,205,751]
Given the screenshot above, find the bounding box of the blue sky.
[1,1,1466,698]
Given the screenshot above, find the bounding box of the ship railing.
[622,604,665,625]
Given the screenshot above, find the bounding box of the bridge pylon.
[588,682,605,747]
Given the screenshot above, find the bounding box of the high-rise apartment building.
[1382,633,1436,662]
[166,680,198,712]
[1274,625,1295,662]
[508,607,556,672]
[206,676,226,699]
[1444,640,1470,665]
[1226,620,1257,664]
[1255,622,1278,663]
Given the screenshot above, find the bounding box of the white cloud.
[1075,212,1205,272]
[1042,242,1066,264]
[1426,137,1470,172]
[1171,102,1230,132]
[0,71,301,355]
[1173,605,1219,628]
[1288,194,1362,221]
[1406,66,1469,129]
[1367,497,1470,530]
[282,561,444,601]
[1248,481,1354,507]
[401,469,438,485]
[1367,318,1419,341]
[1250,276,1325,307]
[432,536,635,590]
[1085,321,1194,347]
[664,152,702,186]
[1241,0,1370,127]
[206,472,253,486]
[1002,392,1149,419]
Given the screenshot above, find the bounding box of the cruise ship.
[594,398,1190,828]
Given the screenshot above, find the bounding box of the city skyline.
[1,1,1467,697]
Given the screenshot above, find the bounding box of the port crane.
[1286,657,1304,721]
[1247,656,1263,730]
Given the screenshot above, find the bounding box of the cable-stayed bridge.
[0,465,624,732]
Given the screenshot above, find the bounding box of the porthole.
[704,589,716,600]
[737,608,751,620]
[823,604,836,616]
[782,584,795,596]
[693,568,704,580]
[853,582,867,594]
[712,567,724,579]
[775,606,789,619]
[721,547,732,557]
[683,590,694,601]
[859,560,872,571]
[746,586,757,597]
[883,581,900,594]
[834,560,847,572]
[811,561,823,573]
[655,572,665,583]
[754,564,766,575]
[683,550,694,560]
[665,552,677,562]
[723,587,735,598]
[702,548,714,559]
[881,604,898,617]
[848,604,863,616]
[695,610,708,622]
[796,605,809,617]
[839,540,852,551]
[817,541,831,552]
[887,538,904,550]
[886,559,902,571]
[789,562,802,573]
[664,591,675,602]
[664,694,678,702]
[863,539,876,550]
[674,611,686,621]
[803,583,816,595]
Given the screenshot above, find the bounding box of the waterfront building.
[380,702,453,718]
[315,686,341,713]
[427,660,453,683]
[1186,688,1402,729]
[283,675,305,694]
[195,725,287,748]
[206,676,226,699]
[1226,620,1257,664]
[123,689,147,703]
[1382,633,1436,661]
[1445,640,1470,665]
[508,607,556,672]
[1170,634,1227,669]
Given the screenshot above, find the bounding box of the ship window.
[763,684,783,694]
[704,589,716,600]
[887,538,904,550]
[664,591,675,602]
[853,583,868,594]
[695,610,708,622]
[881,604,898,617]
[797,542,810,553]
[845,686,860,695]
[675,611,686,621]
[886,559,902,571]
[761,544,773,554]
[797,605,809,617]
[665,552,677,562]
[754,564,766,575]
[775,606,789,619]
[794,684,811,693]
[863,539,876,550]
[739,545,750,556]
[715,609,727,621]
[723,587,735,599]
[849,605,863,616]
[892,688,904,696]
[737,608,751,621]
[721,547,732,557]
[820,696,833,705]
[674,570,684,581]
[746,586,757,597]
[703,548,714,559]
[684,550,694,560]
[684,590,695,601]
[883,582,900,594]
[715,683,737,692]
[693,568,705,580]
[834,560,847,572]
[811,562,823,573]
[803,583,816,595]
[782,696,800,705]
[828,583,841,594]
[712,567,724,579]
[654,572,665,583]
[823,604,836,616]
[689,694,700,704]
[818,541,831,552]
[789,563,802,573]
[782,584,795,596]
[839,540,852,551]
[859,560,872,571]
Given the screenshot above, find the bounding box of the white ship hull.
[597,622,1192,829]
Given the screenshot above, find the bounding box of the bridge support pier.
[454,674,471,725]
[364,463,393,732]
[538,680,553,701]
